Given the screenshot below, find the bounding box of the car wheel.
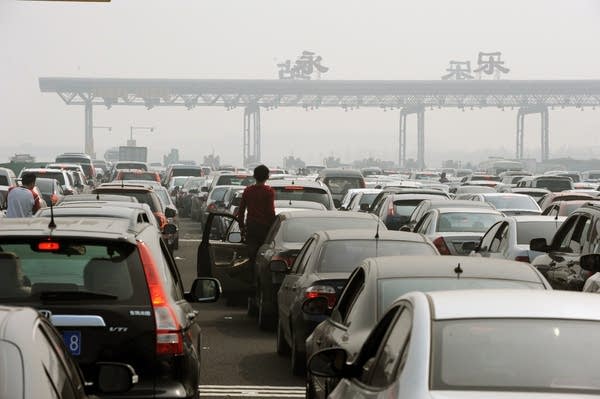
[291,330,306,376]
[247,296,258,318]
[258,289,275,331]
[276,319,290,356]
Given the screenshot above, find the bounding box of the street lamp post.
[129,126,155,146]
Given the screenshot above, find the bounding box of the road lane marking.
[199,385,305,398]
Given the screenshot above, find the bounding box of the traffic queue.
[2,155,600,398]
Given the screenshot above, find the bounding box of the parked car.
[206,171,252,192]
[516,175,574,192]
[369,188,450,215]
[53,200,159,229]
[57,193,139,204]
[542,200,600,217]
[0,167,18,209]
[277,230,438,375]
[269,179,336,210]
[374,193,448,230]
[509,187,551,201]
[35,177,65,206]
[316,169,365,208]
[305,256,552,398]
[36,204,158,230]
[0,305,138,398]
[462,192,542,215]
[308,290,600,398]
[402,199,489,232]
[468,215,566,262]
[0,216,221,398]
[413,206,504,255]
[198,211,386,311]
[530,203,600,290]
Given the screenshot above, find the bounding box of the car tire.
[291,330,306,376]
[258,289,275,331]
[247,296,258,318]
[276,319,290,356]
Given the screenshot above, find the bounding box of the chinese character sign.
[474,52,510,77]
[277,51,329,80]
[442,61,473,80]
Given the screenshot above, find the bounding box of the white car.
[309,289,600,399]
[469,215,566,262]
[463,192,543,215]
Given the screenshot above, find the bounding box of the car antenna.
[375,220,380,256]
[454,262,463,279]
[48,200,56,229]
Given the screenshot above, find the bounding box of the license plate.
[62,331,81,356]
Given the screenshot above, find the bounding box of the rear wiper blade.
[39,291,118,301]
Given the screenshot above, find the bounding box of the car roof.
[511,215,567,223]
[58,194,138,203]
[314,229,429,243]
[278,210,379,220]
[0,217,139,242]
[268,179,328,188]
[366,256,544,283]
[427,289,600,321]
[434,207,502,214]
[274,200,326,209]
[390,193,448,201]
[424,199,489,208]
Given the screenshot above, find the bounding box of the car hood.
[430,391,597,399]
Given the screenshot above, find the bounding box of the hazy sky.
[1,0,600,166]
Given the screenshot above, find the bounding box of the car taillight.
[305,285,337,309]
[271,254,296,267]
[207,203,217,211]
[433,237,451,255]
[514,255,530,262]
[138,241,183,355]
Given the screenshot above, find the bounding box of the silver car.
[309,289,600,398]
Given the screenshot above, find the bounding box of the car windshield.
[325,177,362,195]
[120,172,156,181]
[272,186,331,209]
[282,217,380,242]
[537,178,572,192]
[0,240,143,303]
[318,240,436,273]
[359,193,379,206]
[379,278,542,316]
[437,212,502,232]
[95,190,158,211]
[431,318,600,394]
[484,195,538,210]
[516,220,563,245]
[172,176,189,187]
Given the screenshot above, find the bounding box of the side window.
[552,215,579,251]
[332,268,366,324]
[489,223,509,253]
[367,307,413,388]
[573,216,592,252]
[291,238,314,274]
[416,213,433,234]
[479,221,503,252]
[297,239,318,275]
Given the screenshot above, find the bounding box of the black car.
[276,229,438,375]
[0,217,220,398]
[252,211,387,330]
[0,305,137,398]
[531,203,600,290]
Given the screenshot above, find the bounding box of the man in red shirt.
[237,165,276,269]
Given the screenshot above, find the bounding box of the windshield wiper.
[39,291,118,301]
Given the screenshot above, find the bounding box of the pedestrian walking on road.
[6,172,40,218]
[236,165,276,269]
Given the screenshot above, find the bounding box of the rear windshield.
[56,157,91,165]
[172,168,202,177]
[318,240,436,273]
[282,217,380,242]
[94,190,158,211]
[484,195,538,211]
[216,175,250,186]
[119,172,157,181]
[0,176,8,185]
[116,163,147,171]
[36,179,56,193]
[324,177,363,195]
[393,199,424,216]
[273,186,332,209]
[210,187,228,201]
[437,212,502,233]
[30,171,65,185]
[516,221,563,245]
[359,193,378,205]
[536,178,572,192]
[379,278,542,317]
[0,240,147,304]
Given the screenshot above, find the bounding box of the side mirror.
[270,260,288,273]
[461,241,478,253]
[228,231,242,243]
[580,254,600,273]
[185,278,222,303]
[359,203,370,212]
[165,206,177,218]
[308,348,348,379]
[163,223,177,234]
[302,296,330,316]
[95,362,138,394]
[530,238,549,253]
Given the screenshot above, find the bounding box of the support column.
[541,107,549,162]
[84,101,94,158]
[243,104,261,167]
[398,106,425,169]
[516,109,524,159]
[515,105,549,161]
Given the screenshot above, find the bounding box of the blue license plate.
[62,331,81,356]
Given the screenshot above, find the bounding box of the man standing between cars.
[6,172,40,217]
[237,165,276,269]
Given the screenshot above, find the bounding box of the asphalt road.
[174,217,306,398]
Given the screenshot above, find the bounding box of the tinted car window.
[393,199,424,216]
[437,212,502,233]
[282,217,380,242]
[0,240,146,303]
[115,163,147,170]
[0,176,8,185]
[536,178,572,192]
[272,186,332,209]
[484,196,538,210]
[516,221,563,245]
[36,179,55,193]
[318,240,436,273]
[325,177,362,194]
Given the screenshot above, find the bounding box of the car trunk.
[434,232,484,256]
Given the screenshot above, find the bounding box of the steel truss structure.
[39,78,600,167]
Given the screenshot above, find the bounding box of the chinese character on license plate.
[62,331,81,356]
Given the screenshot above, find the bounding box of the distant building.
[104,147,119,162]
[163,149,180,166]
[10,153,35,163]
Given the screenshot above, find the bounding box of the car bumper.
[97,379,195,399]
